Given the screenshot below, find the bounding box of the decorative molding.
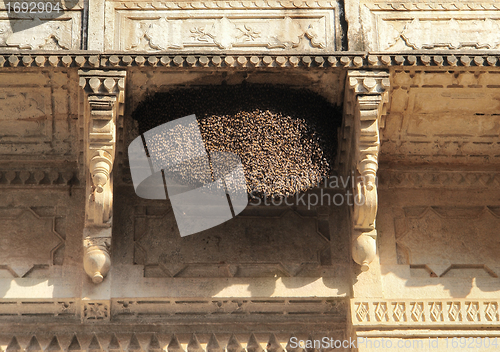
[379,170,500,189]
[0,169,80,187]
[113,298,347,319]
[1,53,500,69]
[0,331,348,352]
[79,70,126,283]
[340,71,389,271]
[364,2,500,11]
[0,54,99,68]
[352,299,500,326]
[114,0,338,10]
[0,298,346,322]
[0,300,77,318]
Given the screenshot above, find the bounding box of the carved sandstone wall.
[1,1,500,352]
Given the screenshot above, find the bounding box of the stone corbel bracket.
[79,70,126,283]
[340,70,389,272]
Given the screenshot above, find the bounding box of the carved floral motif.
[125,14,331,51]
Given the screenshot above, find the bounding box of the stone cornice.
[114,0,338,9]
[2,52,500,69]
[364,2,500,11]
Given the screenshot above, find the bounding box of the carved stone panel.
[82,301,110,322]
[0,88,52,141]
[105,2,339,52]
[113,186,349,279]
[0,207,65,278]
[395,206,500,270]
[358,1,500,51]
[0,0,83,50]
[132,205,339,278]
[381,71,500,163]
[0,71,79,158]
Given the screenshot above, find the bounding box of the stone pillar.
[339,70,389,272]
[79,70,126,284]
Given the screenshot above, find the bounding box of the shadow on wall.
[112,185,352,298]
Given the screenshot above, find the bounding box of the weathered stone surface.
[1,1,500,349]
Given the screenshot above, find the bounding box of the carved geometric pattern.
[395,206,500,267]
[352,299,500,326]
[0,207,65,277]
[410,302,423,322]
[355,302,369,322]
[485,302,499,322]
[429,302,443,322]
[392,302,405,322]
[2,53,500,69]
[132,205,335,278]
[379,170,500,189]
[82,302,110,322]
[0,332,348,352]
[448,302,461,322]
[374,302,388,322]
[466,302,479,322]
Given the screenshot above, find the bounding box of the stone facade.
[1,1,500,351]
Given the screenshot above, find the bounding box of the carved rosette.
[341,71,389,271]
[79,70,126,283]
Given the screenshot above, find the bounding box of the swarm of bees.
[132,84,341,198]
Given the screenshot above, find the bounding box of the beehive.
[132,84,341,198]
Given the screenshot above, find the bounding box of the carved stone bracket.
[79,70,126,283]
[340,71,389,271]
